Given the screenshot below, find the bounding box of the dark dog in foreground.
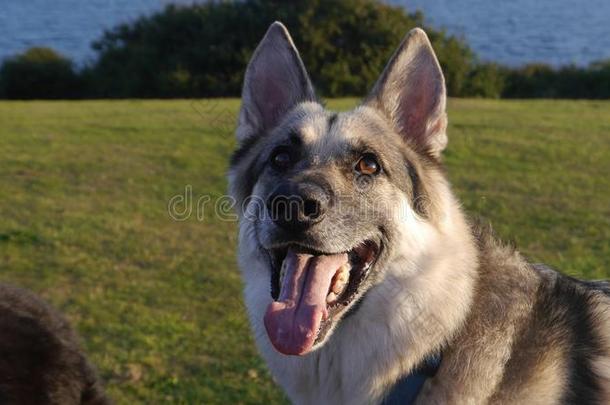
[0,284,109,405]
[229,22,610,404]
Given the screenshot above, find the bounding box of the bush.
[463,63,507,98]
[0,47,82,99]
[503,64,558,98]
[502,60,610,99]
[589,60,610,98]
[88,0,476,98]
[0,1,606,100]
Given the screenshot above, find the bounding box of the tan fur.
[592,293,610,403]
[415,231,610,405]
[501,346,567,405]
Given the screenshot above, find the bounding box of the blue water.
[0,0,169,65]
[394,0,610,66]
[0,0,609,67]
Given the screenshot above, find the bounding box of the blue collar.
[380,354,442,405]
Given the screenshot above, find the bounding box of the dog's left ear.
[365,28,447,157]
[237,22,315,142]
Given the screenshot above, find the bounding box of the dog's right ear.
[237,22,315,142]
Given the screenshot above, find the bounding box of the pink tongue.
[264,247,348,355]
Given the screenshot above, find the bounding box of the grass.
[0,98,608,403]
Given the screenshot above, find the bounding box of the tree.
[0,47,81,99]
[89,0,475,98]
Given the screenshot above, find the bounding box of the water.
[394,0,610,66]
[0,0,609,67]
[0,0,169,65]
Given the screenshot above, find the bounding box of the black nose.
[267,183,329,231]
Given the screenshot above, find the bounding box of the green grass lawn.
[0,98,608,403]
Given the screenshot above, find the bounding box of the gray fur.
[229,22,610,404]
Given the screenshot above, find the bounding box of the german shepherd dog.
[229,22,610,404]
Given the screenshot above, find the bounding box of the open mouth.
[263,240,379,356]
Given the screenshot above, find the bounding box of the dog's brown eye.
[271,148,292,170]
[356,154,380,175]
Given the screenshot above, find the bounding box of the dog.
[228,22,610,404]
[0,284,110,404]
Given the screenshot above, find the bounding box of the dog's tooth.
[339,264,350,281]
[279,260,287,286]
[326,291,337,304]
[331,264,350,295]
[331,279,346,294]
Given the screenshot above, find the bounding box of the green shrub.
[463,63,507,98]
[88,0,475,98]
[1,1,606,100]
[0,47,82,99]
[589,60,610,98]
[502,60,610,99]
[503,64,558,98]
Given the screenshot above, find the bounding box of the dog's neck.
[350,197,478,403]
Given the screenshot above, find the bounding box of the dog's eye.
[270,147,293,170]
[356,154,380,175]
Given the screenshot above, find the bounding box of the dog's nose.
[267,183,328,231]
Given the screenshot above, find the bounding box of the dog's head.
[229,22,449,356]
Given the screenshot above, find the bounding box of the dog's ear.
[237,22,315,142]
[365,28,447,157]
